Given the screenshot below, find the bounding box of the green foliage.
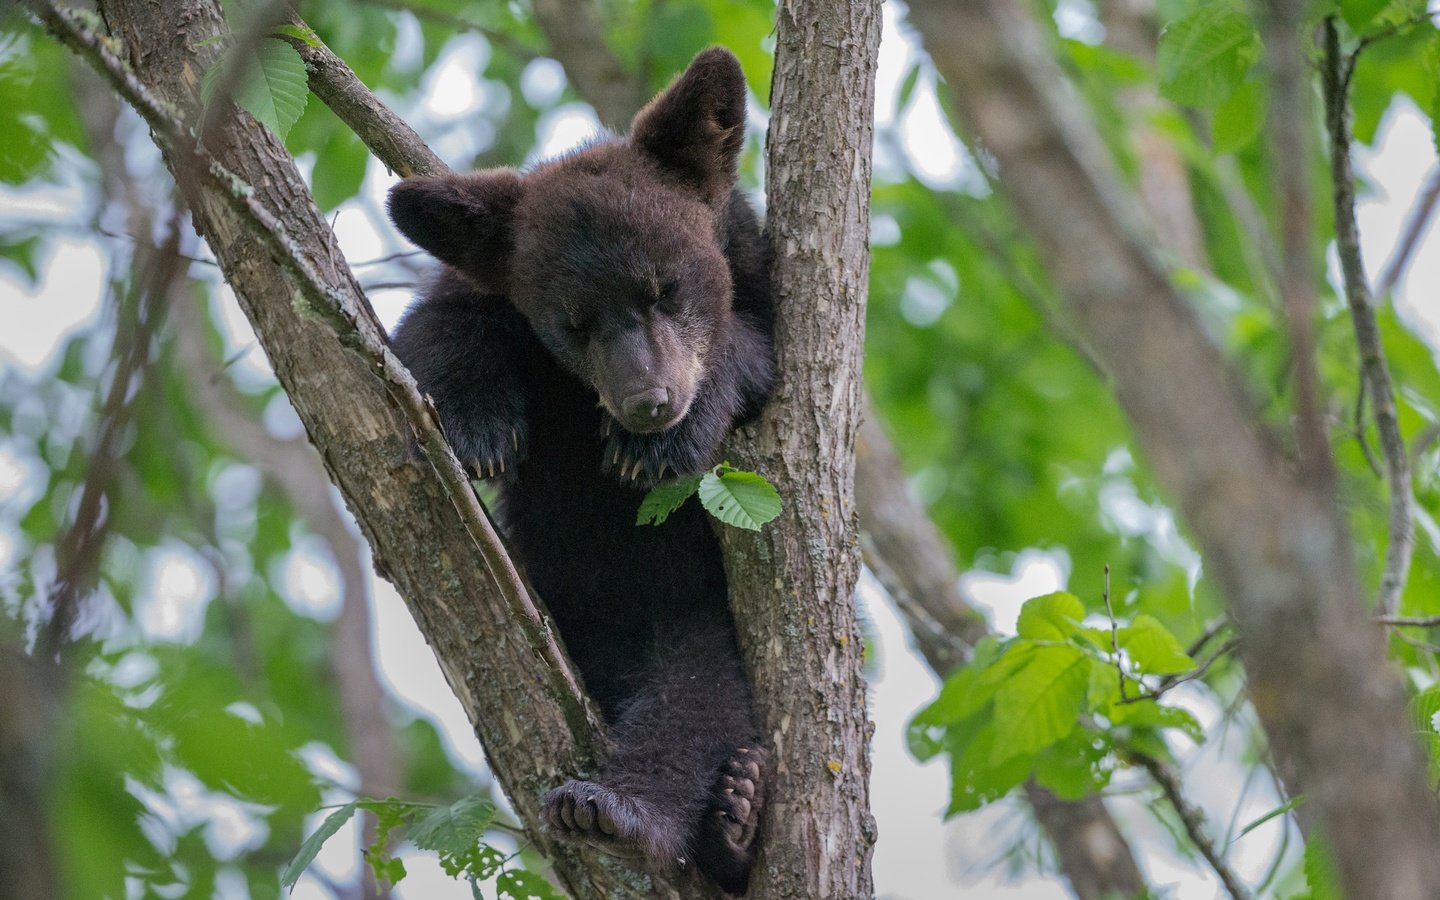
[637,463,781,530]
[1158,3,1260,107]
[202,38,310,140]
[909,594,1221,817]
[283,795,554,897]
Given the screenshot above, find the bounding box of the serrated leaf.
[496,869,565,900]
[1016,591,1085,641]
[991,645,1090,762]
[1304,832,1343,900]
[636,472,703,526]
[698,467,781,531]
[408,797,495,856]
[1158,4,1260,107]
[1118,615,1195,675]
[203,39,309,140]
[281,802,358,889]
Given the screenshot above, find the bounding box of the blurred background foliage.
[1,0,1439,897]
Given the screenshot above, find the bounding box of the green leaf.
[281,802,358,889]
[1411,686,1440,732]
[991,645,1090,762]
[203,39,309,140]
[1340,0,1391,31]
[1236,794,1307,841]
[1107,700,1205,743]
[407,797,496,856]
[1032,731,1113,800]
[1212,77,1266,153]
[1304,832,1343,900]
[362,801,412,888]
[272,22,323,48]
[636,472,703,526]
[311,126,370,212]
[943,719,1036,814]
[896,63,922,113]
[1118,614,1195,675]
[496,869,565,900]
[698,466,781,531]
[1158,4,1260,107]
[1016,591,1085,641]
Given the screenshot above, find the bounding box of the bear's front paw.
[541,780,684,863]
[600,416,719,488]
[445,416,527,481]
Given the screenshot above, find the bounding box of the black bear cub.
[387,49,774,893]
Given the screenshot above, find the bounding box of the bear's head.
[388,48,748,435]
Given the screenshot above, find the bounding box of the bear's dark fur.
[386,48,774,894]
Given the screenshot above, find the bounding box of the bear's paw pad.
[541,780,673,861]
[695,746,767,894]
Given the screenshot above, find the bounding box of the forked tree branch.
[1321,17,1414,616]
[902,0,1440,895]
[23,3,686,897]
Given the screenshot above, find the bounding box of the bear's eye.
[563,320,588,340]
[656,280,681,312]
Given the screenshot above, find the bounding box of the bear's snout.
[621,387,673,431]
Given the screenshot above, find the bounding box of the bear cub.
[387,48,774,894]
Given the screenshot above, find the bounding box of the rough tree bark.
[903,0,1440,896]
[31,0,883,895]
[714,1,882,896]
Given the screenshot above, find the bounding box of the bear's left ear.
[630,47,747,204]
[387,169,524,290]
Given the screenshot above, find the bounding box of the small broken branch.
[1133,751,1252,900]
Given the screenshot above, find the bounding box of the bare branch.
[1375,166,1440,300]
[1322,17,1414,615]
[1375,615,1440,627]
[356,0,539,64]
[1133,751,1251,900]
[529,0,645,129]
[43,220,181,656]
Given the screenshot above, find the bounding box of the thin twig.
[1102,564,1128,702]
[1353,378,1382,477]
[1374,167,1440,300]
[43,217,182,656]
[1374,615,1440,627]
[24,0,597,731]
[1322,16,1415,616]
[1133,751,1252,900]
[356,0,539,63]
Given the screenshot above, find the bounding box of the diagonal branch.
[1321,17,1414,616]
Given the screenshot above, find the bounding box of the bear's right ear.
[387,170,524,288]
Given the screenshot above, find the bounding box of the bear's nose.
[622,387,670,422]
